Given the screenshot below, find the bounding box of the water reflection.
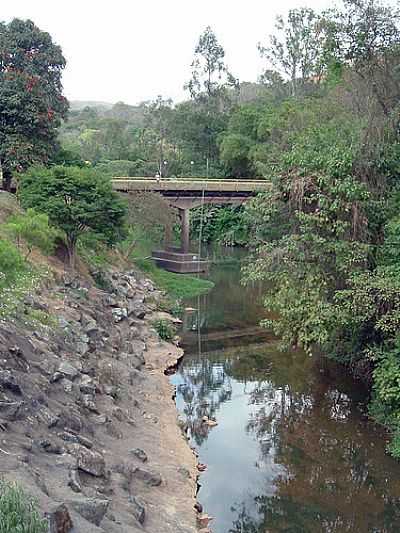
[172,250,400,533]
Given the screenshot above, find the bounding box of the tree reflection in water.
[176,343,400,532]
[174,250,400,532]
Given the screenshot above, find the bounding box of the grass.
[135,257,214,299]
[122,230,214,299]
[152,318,177,341]
[0,480,48,533]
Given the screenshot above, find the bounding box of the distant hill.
[69,100,114,112]
[68,100,145,126]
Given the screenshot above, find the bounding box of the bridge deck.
[112,177,270,194]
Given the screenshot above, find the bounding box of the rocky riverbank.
[0,266,198,532]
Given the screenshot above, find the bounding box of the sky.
[3,0,336,106]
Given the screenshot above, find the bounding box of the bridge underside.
[113,178,269,273]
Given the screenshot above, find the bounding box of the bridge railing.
[112,177,271,193]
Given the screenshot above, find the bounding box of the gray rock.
[133,467,162,486]
[0,401,24,421]
[111,307,128,322]
[129,495,146,525]
[0,370,22,395]
[130,448,148,463]
[68,468,82,493]
[68,498,109,526]
[62,379,73,393]
[45,502,73,533]
[37,407,59,428]
[50,372,64,384]
[58,362,79,380]
[76,447,106,477]
[76,341,89,356]
[40,439,64,454]
[58,317,70,329]
[79,394,99,413]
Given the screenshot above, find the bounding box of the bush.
[3,209,57,258]
[0,238,25,288]
[0,480,47,533]
[152,319,176,341]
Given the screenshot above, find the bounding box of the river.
[171,247,400,533]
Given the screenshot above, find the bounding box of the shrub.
[3,209,57,258]
[0,480,47,533]
[152,319,177,341]
[0,238,25,287]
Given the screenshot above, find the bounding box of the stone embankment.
[0,268,197,532]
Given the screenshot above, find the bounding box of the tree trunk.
[1,165,12,192]
[66,236,77,270]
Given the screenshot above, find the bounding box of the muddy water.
[171,248,400,533]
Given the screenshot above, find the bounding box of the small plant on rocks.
[152,319,176,341]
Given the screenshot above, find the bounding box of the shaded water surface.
[171,248,400,533]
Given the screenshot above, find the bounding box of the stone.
[68,498,109,526]
[0,370,22,395]
[103,385,118,399]
[84,320,99,336]
[62,379,73,393]
[130,448,148,463]
[76,341,89,356]
[76,447,106,477]
[129,495,146,525]
[0,400,24,421]
[37,407,59,428]
[50,372,64,384]
[40,439,64,454]
[79,394,99,413]
[112,307,128,323]
[68,468,82,493]
[58,361,79,380]
[128,302,146,320]
[103,295,118,307]
[45,503,73,533]
[133,467,162,486]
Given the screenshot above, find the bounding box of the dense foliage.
[19,166,127,266]
[0,19,68,190]
[242,0,400,454]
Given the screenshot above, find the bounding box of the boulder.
[68,498,109,526]
[130,448,148,463]
[58,362,79,380]
[129,495,146,525]
[0,370,22,395]
[111,308,127,323]
[45,502,73,533]
[76,447,106,477]
[133,467,162,486]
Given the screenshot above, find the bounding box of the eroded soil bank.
[0,267,197,532]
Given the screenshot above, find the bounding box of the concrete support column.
[179,208,190,253]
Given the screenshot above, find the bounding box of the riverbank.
[0,264,198,532]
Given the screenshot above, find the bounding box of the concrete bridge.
[112,177,270,272]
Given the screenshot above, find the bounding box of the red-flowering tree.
[0,19,69,190]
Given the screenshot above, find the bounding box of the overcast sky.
[4,0,339,105]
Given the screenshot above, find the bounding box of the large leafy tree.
[0,19,68,190]
[19,166,127,267]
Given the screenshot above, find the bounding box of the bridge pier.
[179,208,190,254]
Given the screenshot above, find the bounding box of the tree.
[142,97,173,177]
[3,209,56,259]
[258,8,326,96]
[0,19,68,190]
[185,26,238,102]
[19,166,127,267]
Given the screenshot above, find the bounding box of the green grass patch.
[0,479,48,533]
[135,257,214,299]
[121,229,214,299]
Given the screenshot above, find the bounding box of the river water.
[171,248,400,533]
